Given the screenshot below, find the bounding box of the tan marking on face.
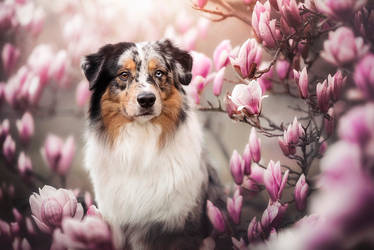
[100,88,132,145]
[148,59,159,73]
[120,59,136,73]
[151,85,183,148]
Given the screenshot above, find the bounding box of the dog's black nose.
[137,92,156,108]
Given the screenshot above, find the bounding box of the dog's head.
[81,40,193,142]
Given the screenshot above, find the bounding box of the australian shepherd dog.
[81,40,224,250]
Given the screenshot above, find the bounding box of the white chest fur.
[84,111,206,231]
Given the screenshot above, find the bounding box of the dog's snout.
[137,92,156,108]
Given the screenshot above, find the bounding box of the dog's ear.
[161,39,193,86]
[81,52,106,90]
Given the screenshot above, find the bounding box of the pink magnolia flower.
[263,160,289,201]
[29,185,83,233]
[228,81,265,116]
[206,200,225,233]
[327,70,346,101]
[247,217,259,242]
[181,28,198,51]
[41,134,76,175]
[52,216,114,250]
[293,67,309,98]
[2,43,20,75]
[354,54,374,99]
[227,189,243,224]
[316,0,367,20]
[25,217,35,235]
[27,44,54,85]
[213,40,231,70]
[316,80,330,113]
[17,152,32,178]
[191,51,212,78]
[249,164,265,185]
[294,174,309,211]
[277,0,302,28]
[321,27,369,66]
[258,66,273,92]
[16,112,34,143]
[76,80,91,107]
[230,150,244,185]
[232,237,247,250]
[261,201,288,232]
[252,1,281,48]
[49,50,68,86]
[213,67,225,96]
[87,205,102,218]
[276,60,290,80]
[13,208,23,222]
[242,143,252,175]
[278,117,304,156]
[3,135,16,162]
[230,39,262,78]
[194,0,208,8]
[249,128,261,163]
[0,119,10,139]
[12,237,31,250]
[0,2,16,30]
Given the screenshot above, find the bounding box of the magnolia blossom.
[294,174,309,211]
[27,44,54,85]
[293,67,308,99]
[40,134,75,175]
[321,27,369,66]
[261,201,288,233]
[76,79,91,107]
[316,0,367,19]
[12,237,31,250]
[242,143,252,175]
[252,1,281,48]
[327,70,346,101]
[247,217,259,242]
[17,152,32,178]
[227,189,243,224]
[194,0,208,8]
[16,112,34,143]
[263,160,289,201]
[354,54,374,99]
[278,117,304,156]
[213,40,231,70]
[206,200,225,233]
[0,119,10,138]
[276,60,290,80]
[2,43,20,75]
[49,50,68,87]
[230,39,262,78]
[249,128,261,163]
[258,65,273,92]
[213,67,225,96]
[191,51,212,78]
[277,0,302,27]
[230,150,244,185]
[316,80,330,113]
[229,81,265,116]
[29,185,83,233]
[51,216,114,250]
[3,135,16,162]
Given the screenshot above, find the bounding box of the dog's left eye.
[155,70,164,79]
[119,71,130,80]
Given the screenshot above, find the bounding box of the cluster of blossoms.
[0,0,374,249]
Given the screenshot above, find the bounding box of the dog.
[81,40,224,250]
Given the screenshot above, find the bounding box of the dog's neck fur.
[84,108,208,247]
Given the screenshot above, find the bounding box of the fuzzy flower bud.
[230,150,244,185]
[293,67,309,98]
[206,200,225,233]
[294,174,309,211]
[227,189,243,224]
[263,161,289,201]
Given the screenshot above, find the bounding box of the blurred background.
[0,0,321,215]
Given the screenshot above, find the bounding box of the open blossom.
[263,160,289,201]
[277,0,302,28]
[2,43,20,75]
[354,54,374,99]
[16,112,34,143]
[321,27,369,66]
[51,216,114,250]
[278,117,304,156]
[252,1,281,48]
[228,81,265,116]
[207,200,225,233]
[191,51,212,78]
[227,189,243,224]
[29,185,83,233]
[3,135,16,162]
[213,40,231,70]
[316,80,330,113]
[41,134,75,175]
[316,0,367,20]
[230,39,262,78]
[293,67,309,98]
[230,150,244,185]
[294,174,309,211]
